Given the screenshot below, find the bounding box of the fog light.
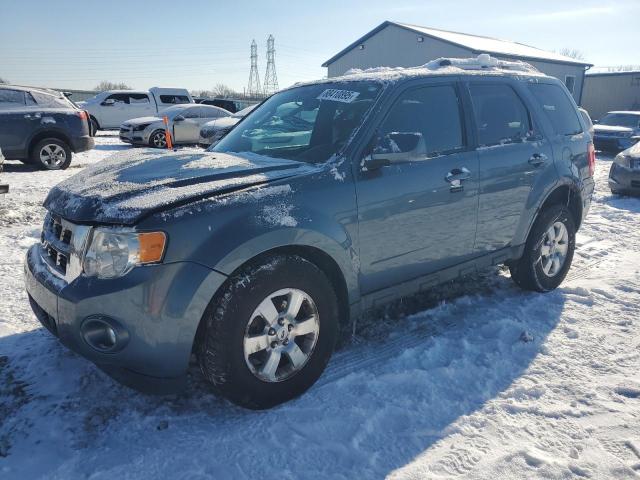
[80,317,129,353]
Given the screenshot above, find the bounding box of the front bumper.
[119,128,147,145]
[24,243,227,393]
[594,135,638,153]
[609,162,640,194]
[70,135,95,153]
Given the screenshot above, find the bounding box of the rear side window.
[30,91,75,108]
[469,83,532,147]
[0,89,25,107]
[377,84,464,157]
[129,93,150,104]
[528,83,582,136]
[160,95,190,105]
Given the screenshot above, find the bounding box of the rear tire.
[90,117,100,135]
[197,254,339,409]
[30,138,72,170]
[510,205,576,292]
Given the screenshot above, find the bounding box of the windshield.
[163,105,189,118]
[599,113,640,128]
[211,81,383,163]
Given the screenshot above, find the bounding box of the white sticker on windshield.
[317,89,360,103]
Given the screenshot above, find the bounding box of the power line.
[247,39,261,96]
[263,35,279,95]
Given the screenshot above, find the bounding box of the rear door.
[127,93,155,119]
[466,79,556,254]
[355,79,480,294]
[0,89,32,157]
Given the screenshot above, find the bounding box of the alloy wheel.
[243,288,320,383]
[539,221,569,277]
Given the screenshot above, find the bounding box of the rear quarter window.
[527,83,582,136]
[160,95,190,105]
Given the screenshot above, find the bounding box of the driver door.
[355,81,480,294]
[173,106,202,143]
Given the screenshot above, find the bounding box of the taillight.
[587,143,595,177]
[76,110,88,120]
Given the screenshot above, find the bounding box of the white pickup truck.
[78,87,194,131]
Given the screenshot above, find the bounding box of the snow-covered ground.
[1,134,639,479]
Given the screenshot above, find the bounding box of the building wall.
[326,24,585,102]
[582,73,640,120]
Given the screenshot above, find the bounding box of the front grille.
[41,214,73,277]
[120,126,131,135]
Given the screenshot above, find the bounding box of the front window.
[212,82,382,163]
[599,113,640,129]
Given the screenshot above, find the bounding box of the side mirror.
[101,98,116,106]
[173,115,185,122]
[362,132,426,170]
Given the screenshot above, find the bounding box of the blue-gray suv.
[24,57,595,409]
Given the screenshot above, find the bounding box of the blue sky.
[0,0,638,92]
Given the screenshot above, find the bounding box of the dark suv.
[24,56,595,409]
[0,85,94,170]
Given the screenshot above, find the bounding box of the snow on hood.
[622,140,640,158]
[122,116,162,126]
[44,148,312,225]
[594,124,634,133]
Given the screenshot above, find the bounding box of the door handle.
[528,153,548,167]
[445,167,471,183]
[24,113,42,120]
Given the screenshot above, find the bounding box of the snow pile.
[0,136,639,479]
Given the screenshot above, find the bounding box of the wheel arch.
[538,183,582,230]
[28,130,73,157]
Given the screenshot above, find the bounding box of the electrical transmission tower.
[247,39,261,96]
[263,34,279,95]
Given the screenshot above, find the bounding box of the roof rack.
[426,54,539,74]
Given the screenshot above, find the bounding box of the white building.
[322,21,592,103]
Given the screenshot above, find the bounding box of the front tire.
[198,254,339,409]
[30,138,72,170]
[149,130,167,148]
[510,205,576,292]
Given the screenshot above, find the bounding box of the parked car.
[78,87,194,132]
[593,111,640,152]
[578,107,594,139]
[195,98,240,113]
[0,85,94,170]
[25,55,594,409]
[609,140,640,195]
[119,104,231,148]
[198,104,257,147]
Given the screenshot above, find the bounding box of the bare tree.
[211,83,238,98]
[557,48,586,61]
[0,77,8,84]
[94,81,131,91]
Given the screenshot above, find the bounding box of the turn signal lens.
[138,232,166,264]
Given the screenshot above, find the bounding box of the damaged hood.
[44,148,311,225]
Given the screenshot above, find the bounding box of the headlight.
[613,153,631,168]
[83,228,166,278]
[133,123,151,132]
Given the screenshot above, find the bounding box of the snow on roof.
[299,54,546,89]
[322,21,592,67]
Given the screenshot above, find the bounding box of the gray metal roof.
[322,21,593,68]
